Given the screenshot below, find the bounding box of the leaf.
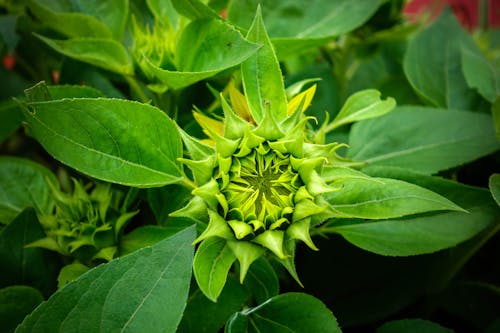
[321,167,464,220]
[120,225,193,256]
[328,89,396,131]
[494,97,500,140]
[403,9,479,109]
[376,319,455,333]
[146,0,180,29]
[147,184,193,225]
[171,0,219,20]
[241,7,287,123]
[57,262,90,289]
[178,277,248,333]
[461,44,500,103]
[0,157,56,224]
[489,174,500,206]
[242,257,279,304]
[22,98,183,187]
[193,237,236,302]
[16,226,196,333]
[47,85,105,99]
[0,208,59,297]
[28,1,113,38]
[228,0,383,57]
[327,166,499,256]
[225,292,342,333]
[347,106,500,174]
[145,19,259,90]
[0,286,44,333]
[36,35,133,75]
[0,100,23,143]
[33,0,128,39]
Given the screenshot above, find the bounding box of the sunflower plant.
[1,1,499,332]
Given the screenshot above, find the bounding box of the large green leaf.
[347,106,500,174]
[461,44,500,103]
[0,157,56,224]
[0,286,44,333]
[0,208,59,297]
[178,277,248,333]
[228,0,383,57]
[16,226,195,333]
[326,166,498,256]
[36,35,133,75]
[193,237,236,302]
[34,0,128,39]
[241,8,287,123]
[225,292,342,333]
[376,319,455,333]
[22,98,183,187]
[119,225,193,256]
[403,9,479,109]
[145,18,259,90]
[321,167,463,220]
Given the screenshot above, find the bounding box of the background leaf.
[37,35,133,75]
[23,98,183,187]
[34,0,128,39]
[146,19,259,90]
[461,44,500,103]
[326,166,499,256]
[242,257,279,304]
[0,100,24,143]
[193,237,236,302]
[321,167,463,220]
[0,157,56,224]
[489,174,500,206]
[0,286,44,333]
[376,318,455,333]
[347,106,500,174]
[28,2,113,38]
[171,0,219,20]
[241,8,287,123]
[178,277,248,333]
[225,292,342,333]
[328,89,396,131]
[16,226,195,333]
[228,0,383,58]
[403,9,480,109]
[0,208,59,297]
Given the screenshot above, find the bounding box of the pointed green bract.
[193,237,236,302]
[241,7,287,123]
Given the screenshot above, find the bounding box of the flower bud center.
[222,146,302,229]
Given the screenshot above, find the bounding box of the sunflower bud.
[179,84,342,285]
[28,178,138,265]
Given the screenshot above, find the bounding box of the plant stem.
[124,75,149,103]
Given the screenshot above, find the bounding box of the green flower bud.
[30,178,138,265]
[178,84,343,283]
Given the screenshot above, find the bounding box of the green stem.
[124,75,149,103]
